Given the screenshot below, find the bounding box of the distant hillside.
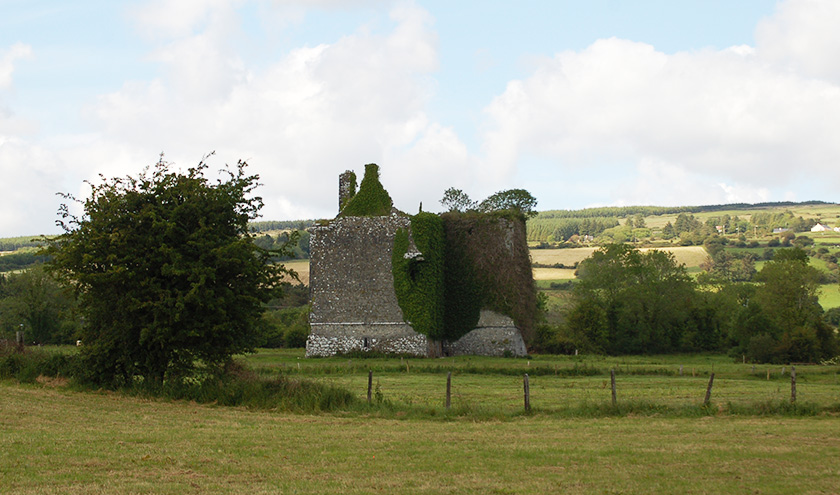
[535,201,831,220]
[528,201,839,244]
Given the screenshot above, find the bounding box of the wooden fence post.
[610,369,617,407]
[704,373,715,406]
[791,366,796,403]
[446,371,452,410]
[367,370,373,404]
[524,374,531,412]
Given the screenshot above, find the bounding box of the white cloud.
[483,0,840,208]
[79,1,474,222]
[130,0,245,39]
[0,43,31,90]
[756,0,840,83]
[0,137,67,235]
[612,158,771,207]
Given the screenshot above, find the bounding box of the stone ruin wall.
[305,169,532,358]
[306,215,430,357]
[444,310,528,357]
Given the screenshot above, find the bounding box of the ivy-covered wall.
[308,164,536,357]
[441,212,537,343]
[391,212,445,340]
[339,164,393,217]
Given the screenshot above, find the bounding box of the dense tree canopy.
[556,244,837,361]
[45,157,292,386]
[478,189,538,218]
[570,244,701,354]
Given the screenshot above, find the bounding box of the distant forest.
[248,219,317,233]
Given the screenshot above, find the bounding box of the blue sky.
[2,0,839,235]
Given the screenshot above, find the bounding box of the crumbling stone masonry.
[306,215,432,356]
[305,167,530,357]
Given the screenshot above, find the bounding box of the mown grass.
[240,350,840,417]
[3,381,840,494]
[820,285,840,309]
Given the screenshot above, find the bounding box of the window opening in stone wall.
[363,337,370,349]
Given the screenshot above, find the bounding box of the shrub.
[776,327,821,363]
[0,345,80,382]
[746,334,778,363]
[261,306,310,348]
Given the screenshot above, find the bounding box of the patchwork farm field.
[3,350,840,494]
[530,246,710,282]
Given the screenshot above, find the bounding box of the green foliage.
[253,230,311,259]
[0,265,80,344]
[0,344,80,382]
[442,212,537,342]
[570,244,702,354]
[439,187,477,212]
[392,212,446,339]
[146,362,356,413]
[339,164,394,217]
[0,236,48,252]
[248,219,316,233]
[0,250,48,272]
[259,305,310,348]
[478,189,538,218]
[698,250,757,283]
[528,217,619,242]
[44,157,292,387]
[754,248,822,334]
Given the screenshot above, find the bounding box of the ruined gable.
[305,164,533,357]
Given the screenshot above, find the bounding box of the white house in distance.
[811,223,831,232]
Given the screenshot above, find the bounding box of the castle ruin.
[305,164,535,358]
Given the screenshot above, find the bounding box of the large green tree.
[750,247,836,362]
[570,244,703,354]
[478,189,538,218]
[46,157,291,386]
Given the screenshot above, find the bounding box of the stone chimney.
[338,170,356,212]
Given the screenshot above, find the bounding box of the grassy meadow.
[242,350,840,414]
[3,349,840,494]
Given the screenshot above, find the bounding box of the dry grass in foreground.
[2,381,840,495]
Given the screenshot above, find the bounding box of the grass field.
[281,259,310,286]
[3,349,840,494]
[243,350,840,413]
[4,382,840,494]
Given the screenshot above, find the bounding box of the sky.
[1,0,839,235]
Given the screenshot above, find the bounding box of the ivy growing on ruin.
[441,212,537,342]
[391,212,445,340]
[339,164,393,217]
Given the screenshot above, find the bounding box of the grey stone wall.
[306,215,429,357]
[338,170,355,210]
[444,310,528,357]
[306,323,427,356]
